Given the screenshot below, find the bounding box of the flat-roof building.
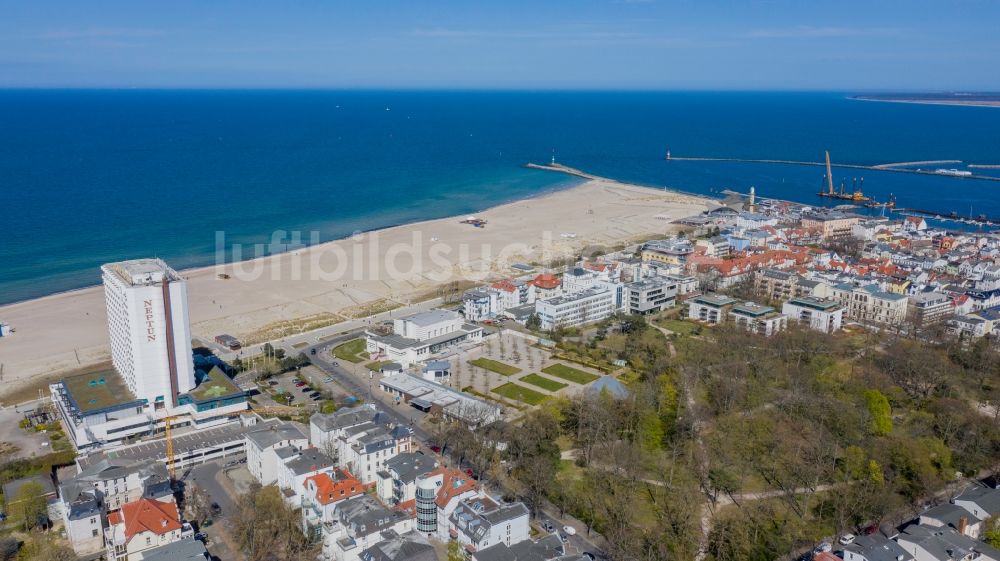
[378,373,501,427]
[730,302,787,337]
[365,310,483,368]
[102,259,195,407]
[534,287,615,330]
[687,294,737,324]
[782,296,845,333]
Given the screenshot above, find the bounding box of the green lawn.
[520,373,568,392]
[492,383,548,406]
[469,357,522,376]
[332,339,367,363]
[541,363,600,384]
[655,318,699,336]
[365,360,392,371]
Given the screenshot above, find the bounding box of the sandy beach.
[0,176,711,400]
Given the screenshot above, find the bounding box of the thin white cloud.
[743,25,901,39]
[39,28,165,40]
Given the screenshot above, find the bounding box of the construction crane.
[162,406,302,480]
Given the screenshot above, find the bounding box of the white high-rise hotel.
[102,259,196,408]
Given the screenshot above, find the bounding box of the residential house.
[358,530,438,561]
[897,524,1000,561]
[448,496,530,554]
[302,468,366,542]
[375,452,438,511]
[245,421,309,485]
[842,534,914,561]
[319,495,413,561]
[105,498,184,561]
[920,503,983,539]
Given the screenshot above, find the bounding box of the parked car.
[309,391,321,398]
[838,534,856,545]
[558,533,568,544]
[301,386,312,392]
[429,445,442,454]
[542,522,554,532]
[310,348,317,355]
[583,553,596,561]
[267,380,279,386]
[294,381,306,387]
[814,542,832,553]
[563,526,577,536]
[194,532,207,542]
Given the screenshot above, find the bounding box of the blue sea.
[2,90,1000,305]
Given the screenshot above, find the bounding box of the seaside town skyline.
[3,2,1000,561]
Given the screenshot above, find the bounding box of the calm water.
[2,90,1000,305]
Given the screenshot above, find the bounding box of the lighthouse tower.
[748,186,756,212]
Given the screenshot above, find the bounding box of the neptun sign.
[143,299,157,342]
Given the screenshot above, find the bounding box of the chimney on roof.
[959,516,969,535]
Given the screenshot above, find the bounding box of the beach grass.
[469,358,521,377]
[541,363,599,384]
[332,339,367,363]
[492,382,548,406]
[520,374,568,392]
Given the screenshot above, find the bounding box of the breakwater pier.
[666,155,1000,182]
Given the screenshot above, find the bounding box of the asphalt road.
[535,510,606,560]
[304,337,432,444]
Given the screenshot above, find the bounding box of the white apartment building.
[729,302,787,337]
[245,422,309,485]
[830,283,909,326]
[319,495,412,561]
[534,286,615,330]
[413,467,481,540]
[624,278,678,314]
[688,294,738,324]
[782,296,845,333]
[908,291,953,327]
[102,259,196,406]
[448,496,531,553]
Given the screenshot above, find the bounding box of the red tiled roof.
[490,280,517,293]
[110,498,180,543]
[426,467,477,508]
[304,468,363,506]
[531,274,560,290]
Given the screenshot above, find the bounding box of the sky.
[2,0,999,90]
